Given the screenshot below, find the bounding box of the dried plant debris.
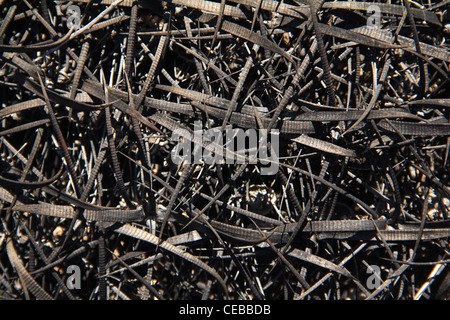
[0,0,450,301]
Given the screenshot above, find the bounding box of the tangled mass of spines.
[0,0,449,300]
